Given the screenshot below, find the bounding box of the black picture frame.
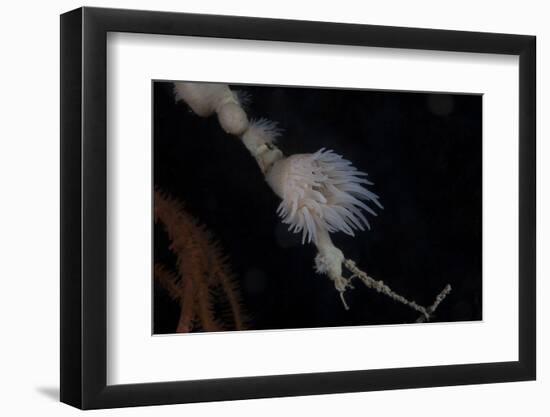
[60,6,536,410]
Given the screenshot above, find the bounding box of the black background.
[153,82,482,334]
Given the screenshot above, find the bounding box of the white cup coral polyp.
[266,148,383,245]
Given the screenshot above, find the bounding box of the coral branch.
[415,284,453,323]
[315,231,452,321]
[208,247,247,330]
[344,260,452,321]
[154,189,247,332]
[154,263,195,332]
[154,263,181,302]
[344,259,431,317]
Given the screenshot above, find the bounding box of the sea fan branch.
[154,189,247,332]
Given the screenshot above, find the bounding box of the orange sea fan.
[154,189,248,333]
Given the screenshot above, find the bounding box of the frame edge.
[60,7,84,409]
[518,35,536,381]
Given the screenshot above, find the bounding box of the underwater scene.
[153,81,482,334]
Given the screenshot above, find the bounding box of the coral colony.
[173,82,451,320]
[154,190,247,332]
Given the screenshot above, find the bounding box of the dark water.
[153,81,482,334]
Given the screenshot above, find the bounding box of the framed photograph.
[60,6,536,409]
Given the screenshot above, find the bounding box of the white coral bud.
[217,101,249,135]
[174,82,249,135]
[174,82,226,117]
[266,148,382,244]
[241,118,284,173]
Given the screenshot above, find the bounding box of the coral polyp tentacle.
[266,149,382,244]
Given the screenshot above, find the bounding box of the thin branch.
[153,263,181,302]
[415,284,452,323]
[344,259,451,322]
